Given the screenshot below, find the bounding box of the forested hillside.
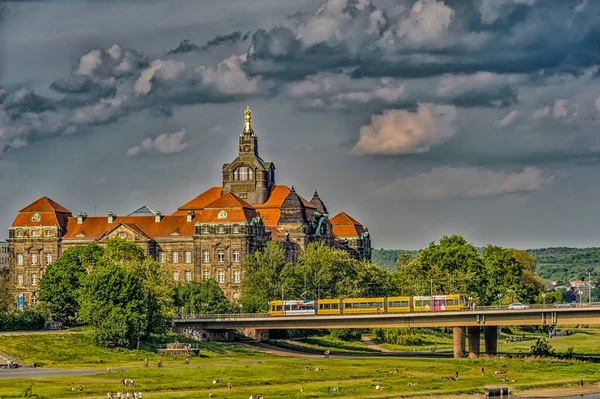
[372,247,600,282]
[526,247,600,282]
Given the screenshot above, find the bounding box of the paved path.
[0,367,111,379]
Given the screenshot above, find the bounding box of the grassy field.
[267,335,379,354]
[1,355,599,399]
[0,331,264,368]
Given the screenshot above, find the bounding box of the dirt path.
[361,333,391,353]
[233,341,323,358]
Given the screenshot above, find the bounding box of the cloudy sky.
[1,0,600,250]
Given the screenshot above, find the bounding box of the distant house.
[570,280,585,288]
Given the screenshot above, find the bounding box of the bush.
[372,328,424,346]
[0,310,45,331]
[530,338,555,357]
[329,329,362,341]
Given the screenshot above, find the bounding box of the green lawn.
[1,355,599,399]
[0,331,264,368]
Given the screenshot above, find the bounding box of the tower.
[222,107,275,204]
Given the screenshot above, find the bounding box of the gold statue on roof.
[244,106,253,134]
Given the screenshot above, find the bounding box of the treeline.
[374,246,600,284]
[242,235,546,311]
[526,247,600,282]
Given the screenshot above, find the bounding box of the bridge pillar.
[467,326,481,358]
[453,327,466,358]
[484,326,498,355]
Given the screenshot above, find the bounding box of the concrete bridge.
[173,303,600,358]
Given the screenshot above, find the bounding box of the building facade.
[0,241,8,270]
[8,107,371,307]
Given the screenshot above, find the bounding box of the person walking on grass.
[228,380,232,390]
[481,366,485,375]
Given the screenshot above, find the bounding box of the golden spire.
[244,106,253,134]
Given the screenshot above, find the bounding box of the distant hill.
[372,247,600,282]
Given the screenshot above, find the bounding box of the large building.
[0,241,8,270]
[8,107,371,307]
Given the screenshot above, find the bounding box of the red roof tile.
[19,197,71,214]
[11,213,69,228]
[63,215,196,240]
[257,209,281,227]
[204,192,255,209]
[255,185,316,210]
[175,187,223,214]
[330,212,365,238]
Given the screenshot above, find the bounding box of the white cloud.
[134,59,186,96]
[552,99,568,119]
[71,95,127,125]
[199,54,260,95]
[496,110,519,127]
[353,103,457,155]
[377,166,555,200]
[127,129,188,157]
[479,0,537,25]
[393,0,454,45]
[76,45,145,79]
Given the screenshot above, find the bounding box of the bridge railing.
[175,302,600,321]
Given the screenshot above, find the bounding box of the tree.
[104,239,145,264]
[241,241,295,312]
[296,243,358,299]
[394,252,413,272]
[175,279,232,314]
[530,338,555,357]
[0,268,14,312]
[122,257,176,340]
[38,244,104,324]
[78,261,146,347]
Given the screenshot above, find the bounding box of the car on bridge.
[554,302,576,308]
[508,303,530,310]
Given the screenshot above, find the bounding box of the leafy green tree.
[530,338,555,357]
[241,241,295,312]
[356,261,397,297]
[175,279,232,314]
[296,243,358,299]
[394,252,413,272]
[38,244,104,324]
[78,261,146,347]
[123,257,176,339]
[104,239,145,264]
[0,268,14,312]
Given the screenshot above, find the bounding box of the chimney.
[108,212,115,223]
[186,210,193,222]
[155,211,162,223]
[77,212,84,224]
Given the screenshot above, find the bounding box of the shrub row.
[0,310,45,331]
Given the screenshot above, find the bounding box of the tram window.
[423,300,430,306]
[447,299,458,306]
[389,301,409,307]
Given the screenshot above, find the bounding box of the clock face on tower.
[240,144,252,152]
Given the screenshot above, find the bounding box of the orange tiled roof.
[63,215,196,240]
[19,197,71,214]
[204,192,254,209]
[257,209,281,227]
[174,186,223,214]
[330,212,365,238]
[255,185,316,210]
[196,208,258,224]
[11,213,70,228]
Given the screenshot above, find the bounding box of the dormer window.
[218,210,228,219]
[233,166,253,181]
[31,213,40,222]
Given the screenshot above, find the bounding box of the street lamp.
[588,269,593,304]
[578,290,583,305]
[497,293,503,309]
[542,293,546,306]
[468,296,473,311]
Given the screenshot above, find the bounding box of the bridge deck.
[175,303,600,330]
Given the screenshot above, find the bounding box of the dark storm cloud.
[50,76,117,107]
[241,0,598,81]
[167,31,246,55]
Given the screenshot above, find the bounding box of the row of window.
[173,270,241,284]
[16,253,52,266]
[14,230,54,238]
[16,273,38,286]
[200,225,240,234]
[159,250,241,264]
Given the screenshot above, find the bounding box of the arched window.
[233,169,239,181]
[239,167,248,181]
[31,230,38,237]
[16,230,23,238]
[235,166,253,181]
